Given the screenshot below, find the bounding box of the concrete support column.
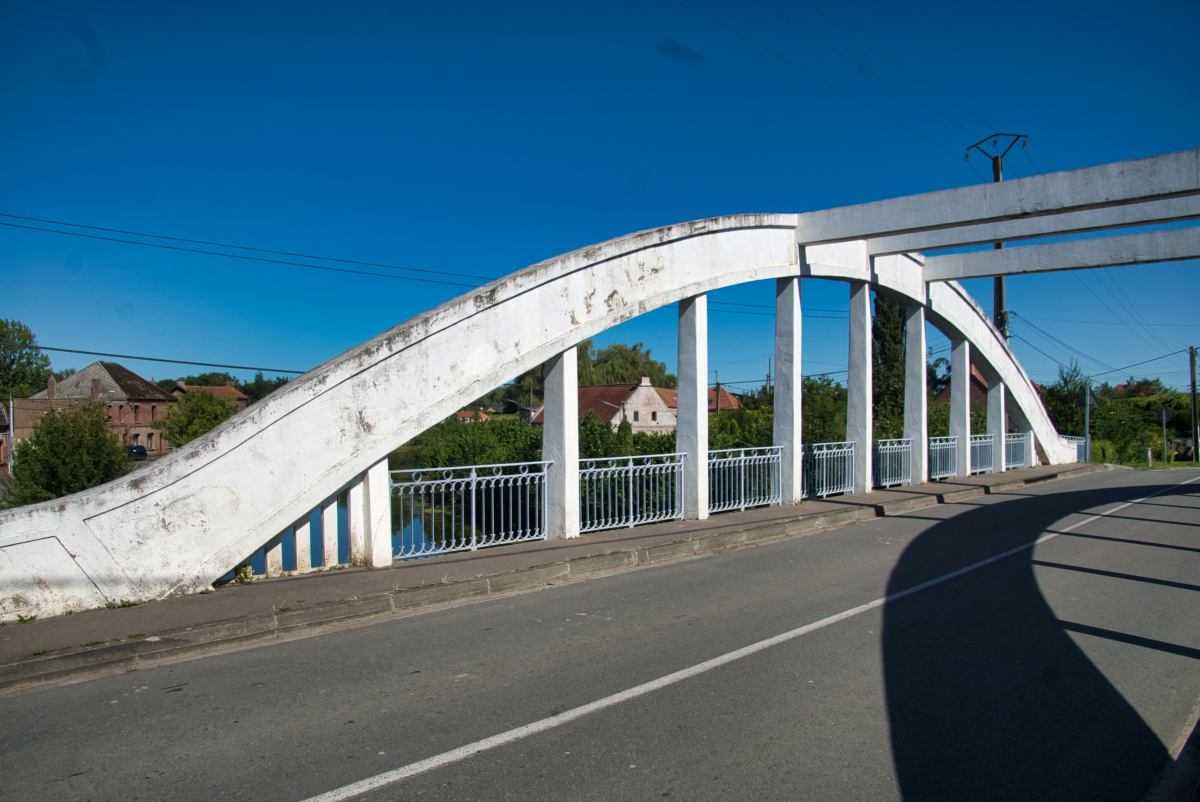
[264,532,284,578]
[773,277,802,504]
[321,498,339,567]
[678,294,709,519]
[988,378,1007,473]
[903,304,928,485]
[294,516,312,573]
[363,458,393,566]
[544,346,580,539]
[348,475,366,565]
[950,339,971,477]
[846,282,873,494]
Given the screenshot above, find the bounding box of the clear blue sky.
[2,0,1197,394]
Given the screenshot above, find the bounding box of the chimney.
[176,378,187,391]
[47,377,56,400]
[91,378,101,399]
[640,376,651,386]
[225,381,234,388]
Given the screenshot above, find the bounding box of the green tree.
[239,372,291,403]
[872,294,905,438]
[577,339,676,387]
[152,390,237,447]
[3,400,131,508]
[0,320,52,398]
[802,376,848,443]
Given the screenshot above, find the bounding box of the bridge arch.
[0,212,1064,619]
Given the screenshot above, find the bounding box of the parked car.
[127,445,148,461]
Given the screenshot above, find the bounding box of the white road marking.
[300,475,1200,802]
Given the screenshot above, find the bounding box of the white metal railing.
[709,446,782,513]
[1005,433,1028,470]
[802,441,855,498]
[389,461,550,559]
[970,434,994,474]
[579,453,684,532]
[1063,435,1087,462]
[929,436,958,480]
[873,439,912,488]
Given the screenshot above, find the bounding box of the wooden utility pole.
[1191,346,1198,461]
[967,134,1028,339]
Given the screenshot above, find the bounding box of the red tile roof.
[531,384,638,424]
[656,387,741,412]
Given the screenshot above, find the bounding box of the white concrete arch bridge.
[2,149,1198,621]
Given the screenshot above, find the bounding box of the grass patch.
[127,633,146,639]
[104,600,138,609]
[14,614,36,625]
[277,605,292,612]
[82,639,106,647]
[31,649,53,656]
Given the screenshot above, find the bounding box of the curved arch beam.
[0,214,1069,619]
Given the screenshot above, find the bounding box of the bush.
[3,400,131,508]
[152,390,237,447]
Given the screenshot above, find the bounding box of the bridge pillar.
[950,339,971,476]
[679,294,709,519]
[904,304,928,484]
[774,277,802,504]
[847,282,873,494]
[354,459,394,567]
[544,346,580,539]
[294,515,312,573]
[988,379,1007,473]
[321,498,339,567]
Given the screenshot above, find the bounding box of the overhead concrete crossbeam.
[796,149,1199,244]
[923,227,1200,282]
[868,195,1200,256]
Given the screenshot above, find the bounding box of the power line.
[1093,350,1188,379]
[1095,268,1170,351]
[674,0,979,173]
[749,0,982,137]
[6,343,305,373]
[0,212,493,281]
[1070,273,1160,353]
[1012,314,1114,371]
[1022,316,1200,329]
[787,0,998,133]
[0,221,485,288]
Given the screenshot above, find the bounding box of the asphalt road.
[2,469,1198,802]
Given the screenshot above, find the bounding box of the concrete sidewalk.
[0,462,1122,692]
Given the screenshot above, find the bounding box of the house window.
[651,411,657,422]
[132,433,140,445]
[148,433,155,450]
[633,411,639,422]
[151,405,157,421]
[134,405,140,424]
[118,405,124,423]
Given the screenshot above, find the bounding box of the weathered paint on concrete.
[904,304,928,485]
[773,277,802,504]
[678,295,709,520]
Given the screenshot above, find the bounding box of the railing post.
[988,378,1007,473]
[774,276,803,504]
[679,294,709,519]
[904,305,928,484]
[468,467,479,549]
[847,281,873,494]
[950,339,971,478]
[626,456,634,528]
[544,346,580,539]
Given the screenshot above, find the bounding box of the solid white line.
[300,475,1200,802]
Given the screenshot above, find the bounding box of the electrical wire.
[787,0,998,134]
[1022,316,1200,329]
[6,343,304,373]
[748,0,982,137]
[673,0,982,175]
[1012,313,1114,371]
[0,221,485,288]
[1095,268,1170,351]
[1070,273,1161,352]
[0,212,492,281]
[1092,350,1188,379]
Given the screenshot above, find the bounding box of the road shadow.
[882,482,1197,801]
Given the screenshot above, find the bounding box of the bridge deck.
[0,462,1123,690]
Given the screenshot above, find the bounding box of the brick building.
[655,386,741,416]
[28,362,177,454]
[171,379,249,412]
